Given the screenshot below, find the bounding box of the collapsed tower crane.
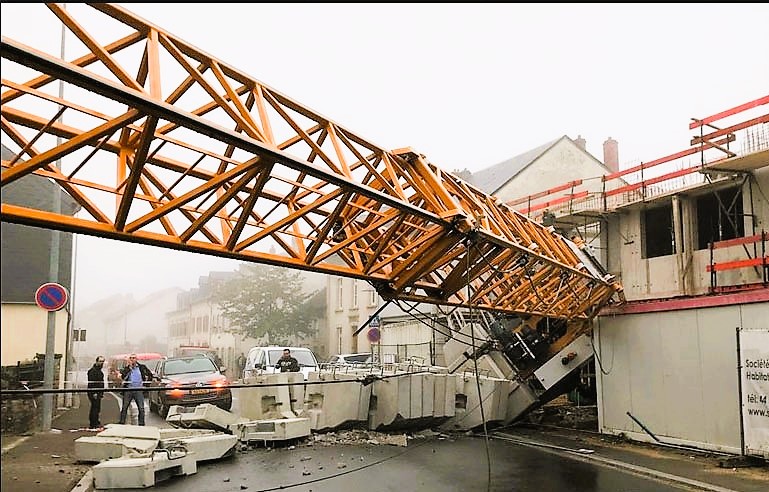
[1,4,624,410]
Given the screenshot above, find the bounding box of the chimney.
[574,135,586,151]
[603,137,619,173]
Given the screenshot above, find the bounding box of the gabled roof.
[469,136,565,195]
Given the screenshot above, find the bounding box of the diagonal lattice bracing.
[0,3,624,322]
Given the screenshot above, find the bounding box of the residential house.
[0,144,79,390]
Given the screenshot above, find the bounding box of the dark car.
[148,355,232,417]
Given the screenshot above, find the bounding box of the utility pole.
[41,5,67,432]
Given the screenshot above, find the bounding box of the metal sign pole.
[42,7,67,432]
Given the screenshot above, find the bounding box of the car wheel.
[149,398,157,414]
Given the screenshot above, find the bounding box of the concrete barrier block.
[504,379,539,424]
[159,432,238,461]
[239,373,303,420]
[92,450,197,489]
[98,424,160,441]
[440,375,506,431]
[233,417,311,443]
[165,404,247,432]
[74,436,158,462]
[303,373,368,430]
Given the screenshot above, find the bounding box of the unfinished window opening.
[642,204,675,258]
[696,187,744,249]
[455,393,468,410]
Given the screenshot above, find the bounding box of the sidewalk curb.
[70,469,93,492]
[1,435,30,455]
[490,433,741,492]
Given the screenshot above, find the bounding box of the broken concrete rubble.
[80,361,550,489]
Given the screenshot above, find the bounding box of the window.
[336,326,343,353]
[73,329,86,341]
[696,187,744,249]
[352,281,358,308]
[366,287,378,307]
[642,204,675,258]
[336,278,344,310]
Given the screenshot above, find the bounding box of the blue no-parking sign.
[35,282,69,311]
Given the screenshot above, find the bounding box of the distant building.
[73,288,182,364]
[167,266,326,375]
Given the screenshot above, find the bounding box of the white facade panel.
[597,302,767,453]
[694,306,742,449]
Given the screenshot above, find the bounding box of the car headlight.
[164,382,184,398]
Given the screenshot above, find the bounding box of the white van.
[242,346,319,380]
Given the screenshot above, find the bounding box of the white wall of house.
[493,138,611,204]
[0,304,69,385]
[325,277,380,360]
[595,301,768,453]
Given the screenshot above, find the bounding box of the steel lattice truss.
[0,3,624,321]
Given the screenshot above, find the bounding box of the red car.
[147,355,232,417]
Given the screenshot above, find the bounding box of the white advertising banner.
[739,328,769,458]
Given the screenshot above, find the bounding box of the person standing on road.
[276,348,300,372]
[118,354,152,426]
[236,352,246,376]
[86,356,106,430]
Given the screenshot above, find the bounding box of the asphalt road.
[149,434,696,492]
[109,393,704,492]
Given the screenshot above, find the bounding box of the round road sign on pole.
[367,327,381,343]
[35,282,69,312]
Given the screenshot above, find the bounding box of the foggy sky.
[2,3,767,309]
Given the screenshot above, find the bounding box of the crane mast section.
[0,3,623,321]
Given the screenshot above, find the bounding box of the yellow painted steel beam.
[0,3,623,322]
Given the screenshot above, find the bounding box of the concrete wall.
[610,165,769,301]
[595,301,768,453]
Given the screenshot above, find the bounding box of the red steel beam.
[710,233,765,250]
[691,114,769,146]
[600,288,769,315]
[706,257,768,272]
[689,95,769,129]
[604,135,734,182]
[604,165,699,198]
[507,179,582,207]
[517,191,589,214]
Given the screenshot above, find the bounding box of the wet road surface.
[151,434,693,492]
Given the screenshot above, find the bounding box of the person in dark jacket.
[86,356,106,429]
[117,354,153,426]
[275,348,300,372]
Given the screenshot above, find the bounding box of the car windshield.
[164,357,217,375]
[267,350,316,366]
